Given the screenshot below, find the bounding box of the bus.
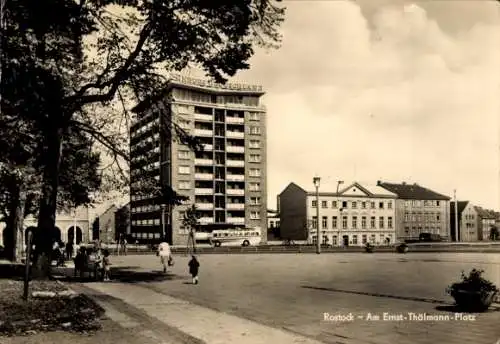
[210,228,262,247]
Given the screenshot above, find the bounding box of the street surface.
[87,253,500,344]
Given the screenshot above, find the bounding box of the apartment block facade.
[378,181,451,241]
[279,182,397,246]
[129,75,267,245]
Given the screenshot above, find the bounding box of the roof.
[301,181,397,198]
[377,181,451,200]
[474,206,497,219]
[451,201,469,214]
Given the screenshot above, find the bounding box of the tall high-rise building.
[129,74,267,245]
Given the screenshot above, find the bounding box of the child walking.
[103,249,112,281]
[188,255,200,285]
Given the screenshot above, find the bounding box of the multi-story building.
[450,201,479,242]
[278,182,397,246]
[474,207,497,241]
[129,74,267,245]
[378,181,451,242]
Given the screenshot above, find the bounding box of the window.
[179,181,190,190]
[249,183,260,191]
[404,213,409,221]
[352,201,357,209]
[179,166,190,174]
[436,214,440,221]
[322,236,328,245]
[361,216,367,229]
[379,202,384,209]
[352,235,358,245]
[370,217,376,228]
[436,201,440,206]
[249,154,261,162]
[249,126,261,135]
[371,202,375,209]
[370,234,376,243]
[362,235,367,244]
[250,211,260,219]
[248,112,259,121]
[388,201,392,209]
[352,216,357,229]
[332,201,338,208]
[332,216,337,229]
[379,217,384,228]
[322,216,328,229]
[249,168,261,177]
[311,217,318,229]
[312,200,317,208]
[361,202,366,209]
[388,217,393,229]
[342,216,348,229]
[342,201,347,208]
[250,197,261,205]
[321,201,327,208]
[178,151,190,159]
[179,119,190,129]
[249,140,260,148]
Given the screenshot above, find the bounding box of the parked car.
[419,233,443,242]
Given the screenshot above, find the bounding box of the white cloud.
[233,1,500,209]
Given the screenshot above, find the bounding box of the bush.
[447,269,499,294]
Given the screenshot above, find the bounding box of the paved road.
[102,253,500,344]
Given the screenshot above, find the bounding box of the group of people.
[74,242,112,281]
[52,241,80,267]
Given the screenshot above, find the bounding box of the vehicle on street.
[210,228,262,247]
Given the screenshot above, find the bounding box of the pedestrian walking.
[157,241,172,273]
[123,238,128,256]
[188,255,200,284]
[66,242,74,260]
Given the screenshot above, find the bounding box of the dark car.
[419,233,442,242]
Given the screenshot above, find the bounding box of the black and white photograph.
[0,0,499,343]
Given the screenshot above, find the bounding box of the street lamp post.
[161,204,166,242]
[313,177,321,254]
[336,181,343,247]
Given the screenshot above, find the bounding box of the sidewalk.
[73,282,344,344]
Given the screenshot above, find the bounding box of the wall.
[279,184,308,240]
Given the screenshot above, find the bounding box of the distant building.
[474,207,498,241]
[378,181,451,242]
[450,201,479,242]
[114,203,131,241]
[267,209,280,240]
[97,205,118,244]
[279,182,397,246]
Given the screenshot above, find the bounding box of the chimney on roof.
[377,180,381,186]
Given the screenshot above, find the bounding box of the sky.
[226,0,500,210]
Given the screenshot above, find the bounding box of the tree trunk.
[4,184,27,262]
[34,127,64,279]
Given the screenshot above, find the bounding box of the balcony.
[226,146,245,153]
[227,217,245,225]
[226,131,244,139]
[194,129,213,137]
[227,203,245,210]
[199,217,215,224]
[227,189,244,196]
[194,173,214,180]
[202,144,214,151]
[194,113,213,121]
[226,117,245,124]
[196,203,214,210]
[195,188,214,195]
[195,158,214,166]
[226,160,244,167]
[226,174,245,182]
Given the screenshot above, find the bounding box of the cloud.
[233,1,500,209]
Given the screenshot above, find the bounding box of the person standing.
[102,249,112,281]
[66,242,74,261]
[157,241,172,273]
[188,255,200,284]
[123,238,128,256]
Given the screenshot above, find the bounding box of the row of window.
[311,234,393,245]
[404,227,442,235]
[172,89,261,107]
[130,232,161,239]
[464,214,476,220]
[311,216,393,230]
[132,219,161,226]
[131,118,160,138]
[312,200,393,210]
[404,200,441,207]
[403,213,441,222]
[179,181,261,191]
